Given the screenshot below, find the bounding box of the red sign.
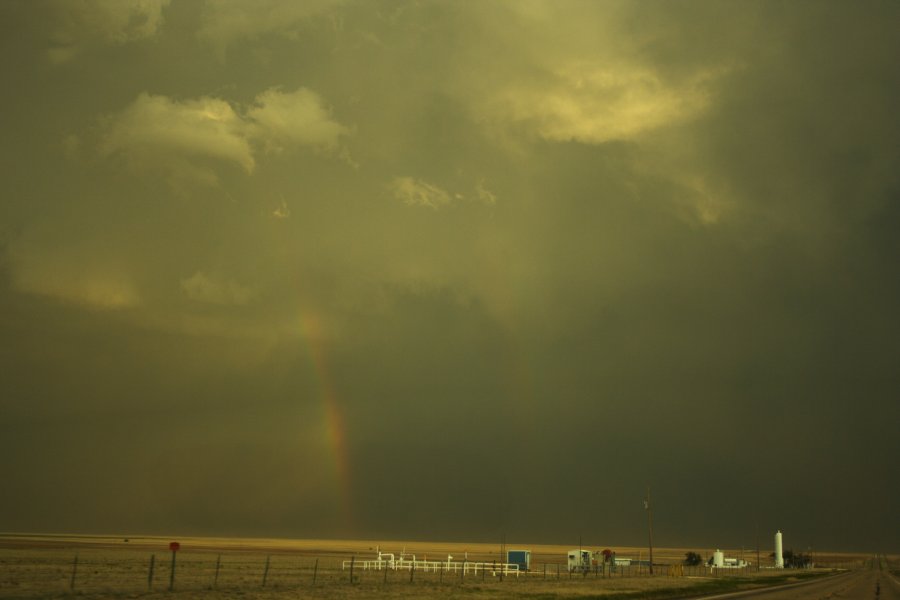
[169,541,180,552]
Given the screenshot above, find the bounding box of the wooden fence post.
[69,554,78,591]
[313,558,318,585]
[214,554,221,588]
[147,554,155,590]
[349,555,355,584]
[169,549,177,591]
[262,555,270,586]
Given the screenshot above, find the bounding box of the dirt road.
[689,563,899,600]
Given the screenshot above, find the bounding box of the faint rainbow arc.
[299,312,354,527]
[270,207,355,528]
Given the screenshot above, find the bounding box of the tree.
[684,552,703,566]
[770,549,812,568]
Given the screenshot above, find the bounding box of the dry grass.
[0,534,878,599]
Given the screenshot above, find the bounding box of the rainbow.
[300,312,353,528]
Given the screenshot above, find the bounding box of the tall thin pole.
[70,553,78,591]
[148,554,155,590]
[645,486,654,575]
[756,524,760,572]
[169,549,177,591]
[500,532,506,581]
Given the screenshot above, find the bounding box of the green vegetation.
[773,549,813,569]
[682,552,702,567]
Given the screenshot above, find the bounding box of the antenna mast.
[646,486,654,575]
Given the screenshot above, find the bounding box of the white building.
[567,549,592,572]
[710,549,749,569]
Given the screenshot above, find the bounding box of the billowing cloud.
[10,243,139,310]
[100,92,255,186]
[390,177,451,209]
[272,199,291,219]
[15,273,139,310]
[99,88,347,187]
[387,177,497,211]
[247,87,349,152]
[47,0,171,64]
[198,0,343,56]
[181,271,256,306]
[485,64,716,143]
[475,180,497,205]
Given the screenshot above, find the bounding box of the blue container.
[507,550,531,571]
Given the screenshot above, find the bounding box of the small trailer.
[567,549,592,572]
[507,549,531,571]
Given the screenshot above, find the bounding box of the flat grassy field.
[0,534,879,599]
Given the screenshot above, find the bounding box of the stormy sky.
[1,1,897,554]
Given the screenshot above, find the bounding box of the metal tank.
[774,530,784,568]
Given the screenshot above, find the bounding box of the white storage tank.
[774,530,784,568]
[712,550,724,568]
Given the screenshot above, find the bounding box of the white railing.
[342,555,520,577]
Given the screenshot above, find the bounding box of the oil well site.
[2,532,891,599]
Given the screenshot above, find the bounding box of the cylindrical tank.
[713,550,724,568]
[774,531,784,568]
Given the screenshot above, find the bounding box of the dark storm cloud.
[0,1,897,553]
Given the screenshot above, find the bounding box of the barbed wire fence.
[0,547,833,596]
[2,552,549,595]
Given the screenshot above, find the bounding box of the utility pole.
[645,487,654,575]
[756,524,760,572]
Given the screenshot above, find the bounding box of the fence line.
[0,547,843,596]
[341,555,521,577]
